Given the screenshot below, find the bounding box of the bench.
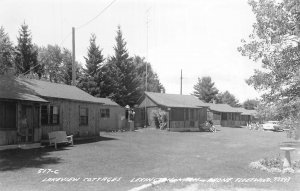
[48,131,74,149]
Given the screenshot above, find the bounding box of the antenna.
[144,7,151,128]
[180,69,182,95]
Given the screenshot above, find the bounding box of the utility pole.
[72,27,76,86]
[180,69,183,95]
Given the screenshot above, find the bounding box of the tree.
[192,76,219,103]
[238,0,300,138]
[15,23,40,77]
[216,91,240,107]
[133,55,165,93]
[38,45,62,82]
[107,26,142,106]
[238,0,300,117]
[84,34,104,76]
[61,48,82,85]
[77,34,105,96]
[0,26,15,74]
[243,99,259,110]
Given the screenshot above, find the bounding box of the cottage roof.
[0,75,103,104]
[235,107,257,116]
[95,98,120,106]
[205,103,242,113]
[144,92,207,108]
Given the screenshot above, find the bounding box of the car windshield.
[266,121,278,124]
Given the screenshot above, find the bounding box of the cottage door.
[20,105,35,143]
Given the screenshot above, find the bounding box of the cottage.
[135,92,208,131]
[235,107,257,126]
[0,75,106,146]
[96,98,126,131]
[205,103,242,127]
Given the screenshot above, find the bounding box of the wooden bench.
[48,131,74,149]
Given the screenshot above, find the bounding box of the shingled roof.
[205,103,242,113]
[95,98,120,106]
[144,92,207,108]
[235,107,257,116]
[0,75,104,104]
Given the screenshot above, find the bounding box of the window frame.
[0,101,17,130]
[41,104,60,125]
[100,108,110,119]
[79,107,88,126]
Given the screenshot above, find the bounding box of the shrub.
[249,156,300,174]
[260,155,283,169]
[152,109,168,130]
[281,113,300,140]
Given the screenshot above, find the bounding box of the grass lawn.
[0,127,299,191]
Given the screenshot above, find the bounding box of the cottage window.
[41,105,48,125]
[171,108,184,121]
[185,109,189,120]
[190,109,194,120]
[190,121,195,127]
[221,113,227,120]
[80,107,88,125]
[0,101,16,129]
[100,109,110,118]
[50,106,59,124]
[195,109,199,120]
[228,113,232,120]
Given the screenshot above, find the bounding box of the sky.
[0,0,262,102]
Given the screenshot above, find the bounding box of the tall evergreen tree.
[77,34,104,96]
[193,76,219,103]
[84,34,104,76]
[108,26,142,106]
[15,23,40,77]
[0,26,15,74]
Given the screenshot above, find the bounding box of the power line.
[60,31,72,47]
[76,0,117,30]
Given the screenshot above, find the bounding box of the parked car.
[262,121,282,131]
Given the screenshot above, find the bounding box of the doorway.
[19,105,39,143]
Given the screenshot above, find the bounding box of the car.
[262,121,282,131]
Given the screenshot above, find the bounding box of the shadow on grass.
[0,147,66,171]
[74,136,118,145]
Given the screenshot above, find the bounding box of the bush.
[281,113,300,140]
[153,109,168,130]
[260,155,283,169]
[249,155,300,174]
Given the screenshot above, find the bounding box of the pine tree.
[15,23,40,77]
[0,26,15,74]
[193,76,219,103]
[84,34,104,76]
[77,34,105,96]
[108,26,142,106]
